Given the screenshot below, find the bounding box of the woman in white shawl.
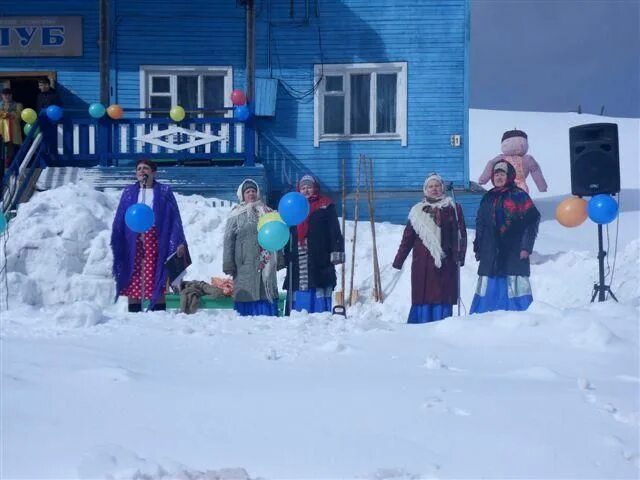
[223,179,280,316]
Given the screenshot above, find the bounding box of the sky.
[471,0,640,118]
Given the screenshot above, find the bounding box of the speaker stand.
[590,224,618,303]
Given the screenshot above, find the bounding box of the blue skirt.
[470,276,533,314]
[290,288,333,313]
[407,303,453,324]
[234,300,279,317]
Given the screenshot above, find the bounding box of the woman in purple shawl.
[111,159,188,312]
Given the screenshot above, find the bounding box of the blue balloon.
[125,203,155,233]
[234,105,251,122]
[88,103,106,119]
[46,105,63,122]
[0,213,6,235]
[258,220,290,251]
[278,191,310,226]
[588,194,619,224]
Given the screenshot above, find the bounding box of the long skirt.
[291,287,333,313]
[470,275,533,314]
[120,226,159,299]
[234,300,279,317]
[407,303,453,324]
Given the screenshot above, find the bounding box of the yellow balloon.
[21,108,37,124]
[170,106,185,122]
[257,211,285,231]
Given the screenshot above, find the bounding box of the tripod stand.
[590,223,618,303]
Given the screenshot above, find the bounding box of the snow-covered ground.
[1,110,639,479]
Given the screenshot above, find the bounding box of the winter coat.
[36,89,62,112]
[283,203,344,291]
[478,136,548,193]
[111,181,187,307]
[223,203,280,302]
[393,200,467,305]
[473,185,540,277]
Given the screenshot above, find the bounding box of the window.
[140,66,233,118]
[314,62,407,146]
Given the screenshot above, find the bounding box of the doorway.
[0,72,56,110]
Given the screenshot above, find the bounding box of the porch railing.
[43,114,255,167]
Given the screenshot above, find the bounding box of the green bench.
[165,292,287,315]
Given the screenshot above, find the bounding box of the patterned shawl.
[488,164,538,236]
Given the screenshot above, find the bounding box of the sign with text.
[0,16,83,57]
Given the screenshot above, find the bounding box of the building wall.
[255,0,470,195]
[0,1,100,111]
[110,0,246,108]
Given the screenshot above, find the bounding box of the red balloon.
[231,89,246,106]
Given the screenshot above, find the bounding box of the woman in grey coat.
[223,179,280,316]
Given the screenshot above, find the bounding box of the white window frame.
[314,62,407,147]
[139,65,234,118]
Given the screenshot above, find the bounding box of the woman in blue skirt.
[393,173,467,323]
[283,174,345,313]
[223,179,281,316]
[470,161,541,314]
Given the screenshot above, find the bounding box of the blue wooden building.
[1,0,482,224]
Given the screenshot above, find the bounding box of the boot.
[128,303,142,313]
[152,303,166,311]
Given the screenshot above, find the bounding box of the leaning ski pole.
[366,156,383,303]
[449,182,462,316]
[348,156,362,306]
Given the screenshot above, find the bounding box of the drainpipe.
[246,0,255,103]
[99,0,110,105]
[244,0,256,167]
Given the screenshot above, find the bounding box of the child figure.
[478,129,548,194]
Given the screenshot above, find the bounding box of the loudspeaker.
[569,123,620,196]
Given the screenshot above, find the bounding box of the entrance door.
[0,72,56,111]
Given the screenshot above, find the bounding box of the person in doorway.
[36,77,62,112]
[111,159,188,312]
[223,179,282,316]
[392,173,467,323]
[283,174,344,313]
[0,88,23,168]
[470,161,540,314]
[478,129,548,194]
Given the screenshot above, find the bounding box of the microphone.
[141,173,149,186]
[447,181,454,191]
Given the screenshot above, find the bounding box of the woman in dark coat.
[283,174,344,313]
[111,159,188,312]
[470,160,541,314]
[393,173,467,323]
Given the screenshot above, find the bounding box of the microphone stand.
[140,174,148,311]
[448,182,462,316]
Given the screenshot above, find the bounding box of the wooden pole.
[340,158,346,304]
[365,156,383,302]
[348,155,362,306]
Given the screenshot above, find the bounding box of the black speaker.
[569,123,620,196]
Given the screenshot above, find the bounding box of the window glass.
[376,73,397,133]
[324,96,344,134]
[350,74,370,135]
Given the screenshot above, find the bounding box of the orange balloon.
[106,104,124,120]
[556,197,588,227]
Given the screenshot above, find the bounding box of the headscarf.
[488,161,539,236]
[296,174,332,245]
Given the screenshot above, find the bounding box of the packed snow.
[1,110,638,479]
